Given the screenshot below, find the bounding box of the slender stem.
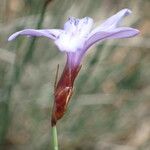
[52,125,59,150]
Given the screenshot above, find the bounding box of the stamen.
[74,19,79,25]
[84,17,89,24]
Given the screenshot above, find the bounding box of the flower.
[8,9,139,125]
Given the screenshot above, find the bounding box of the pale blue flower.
[8,9,140,124]
[8,9,139,67]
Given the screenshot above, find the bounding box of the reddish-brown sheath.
[51,61,81,126]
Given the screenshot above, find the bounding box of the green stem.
[52,125,59,150]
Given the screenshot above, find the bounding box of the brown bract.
[51,63,81,126]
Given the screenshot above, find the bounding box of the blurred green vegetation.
[0,0,150,150]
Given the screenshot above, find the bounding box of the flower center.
[55,31,85,52]
[54,17,93,52]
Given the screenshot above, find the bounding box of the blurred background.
[0,0,150,150]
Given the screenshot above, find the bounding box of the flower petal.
[8,29,62,41]
[100,9,131,29]
[64,17,93,36]
[84,27,139,50]
[77,17,93,36]
[64,17,77,32]
[90,9,131,36]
